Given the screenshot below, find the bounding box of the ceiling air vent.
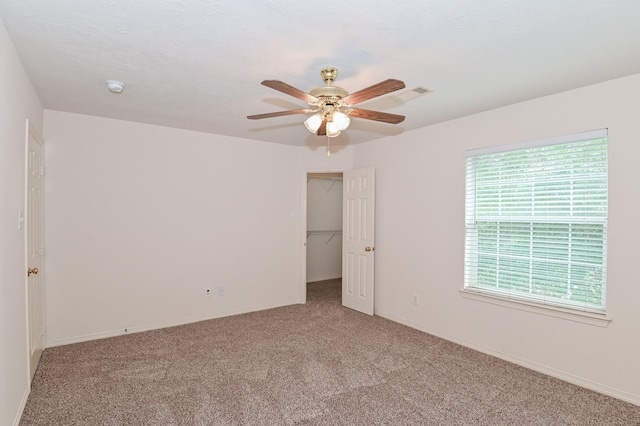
[393,86,433,102]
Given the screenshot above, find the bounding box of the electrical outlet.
[218,286,226,296]
[412,294,419,305]
[205,287,212,297]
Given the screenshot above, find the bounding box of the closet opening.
[305,172,343,301]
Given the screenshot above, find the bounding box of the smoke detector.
[106,80,125,94]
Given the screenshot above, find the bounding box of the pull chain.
[327,136,331,157]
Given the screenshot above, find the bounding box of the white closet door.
[342,167,375,315]
[26,120,45,380]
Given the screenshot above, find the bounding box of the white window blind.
[464,130,608,313]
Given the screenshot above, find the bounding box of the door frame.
[299,168,346,304]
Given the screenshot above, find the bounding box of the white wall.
[0,20,44,426]
[354,73,640,404]
[43,111,354,345]
[306,176,343,282]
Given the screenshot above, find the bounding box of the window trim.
[465,128,607,157]
[464,129,609,318]
[459,288,612,327]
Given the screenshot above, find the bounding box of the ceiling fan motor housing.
[310,86,349,99]
[310,67,349,99]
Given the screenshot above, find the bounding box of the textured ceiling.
[2,1,640,146]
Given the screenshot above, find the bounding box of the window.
[464,130,608,314]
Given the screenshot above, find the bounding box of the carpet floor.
[20,279,640,425]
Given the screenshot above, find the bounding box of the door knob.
[28,267,39,276]
[365,246,374,252]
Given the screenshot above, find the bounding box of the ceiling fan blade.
[317,119,327,136]
[343,79,405,105]
[261,80,319,104]
[247,109,313,120]
[349,108,405,124]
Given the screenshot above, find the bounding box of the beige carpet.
[20,279,640,425]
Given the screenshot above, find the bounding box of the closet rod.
[306,230,342,244]
[307,176,343,181]
[307,177,343,188]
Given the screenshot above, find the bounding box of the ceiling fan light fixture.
[304,114,323,133]
[332,111,350,131]
[326,121,341,138]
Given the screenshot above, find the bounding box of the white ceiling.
[2,1,640,147]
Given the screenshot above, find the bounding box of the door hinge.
[40,165,45,176]
[18,210,25,230]
[40,247,45,256]
[41,327,45,337]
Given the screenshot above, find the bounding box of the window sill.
[459,289,612,327]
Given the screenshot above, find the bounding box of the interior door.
[342,167,375,315]
[26,120,45,380]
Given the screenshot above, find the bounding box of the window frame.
[462,129,611,326]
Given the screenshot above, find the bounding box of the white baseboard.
[13,385,30,426]
[46,300,297,348]
[375,309,640,406]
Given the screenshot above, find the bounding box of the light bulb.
[304,114,323,133]
[332,111,350,131]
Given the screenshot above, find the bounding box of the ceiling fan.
[247,67,406,139]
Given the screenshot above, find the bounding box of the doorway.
[300,168,376,315]
[305,172,344,301]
